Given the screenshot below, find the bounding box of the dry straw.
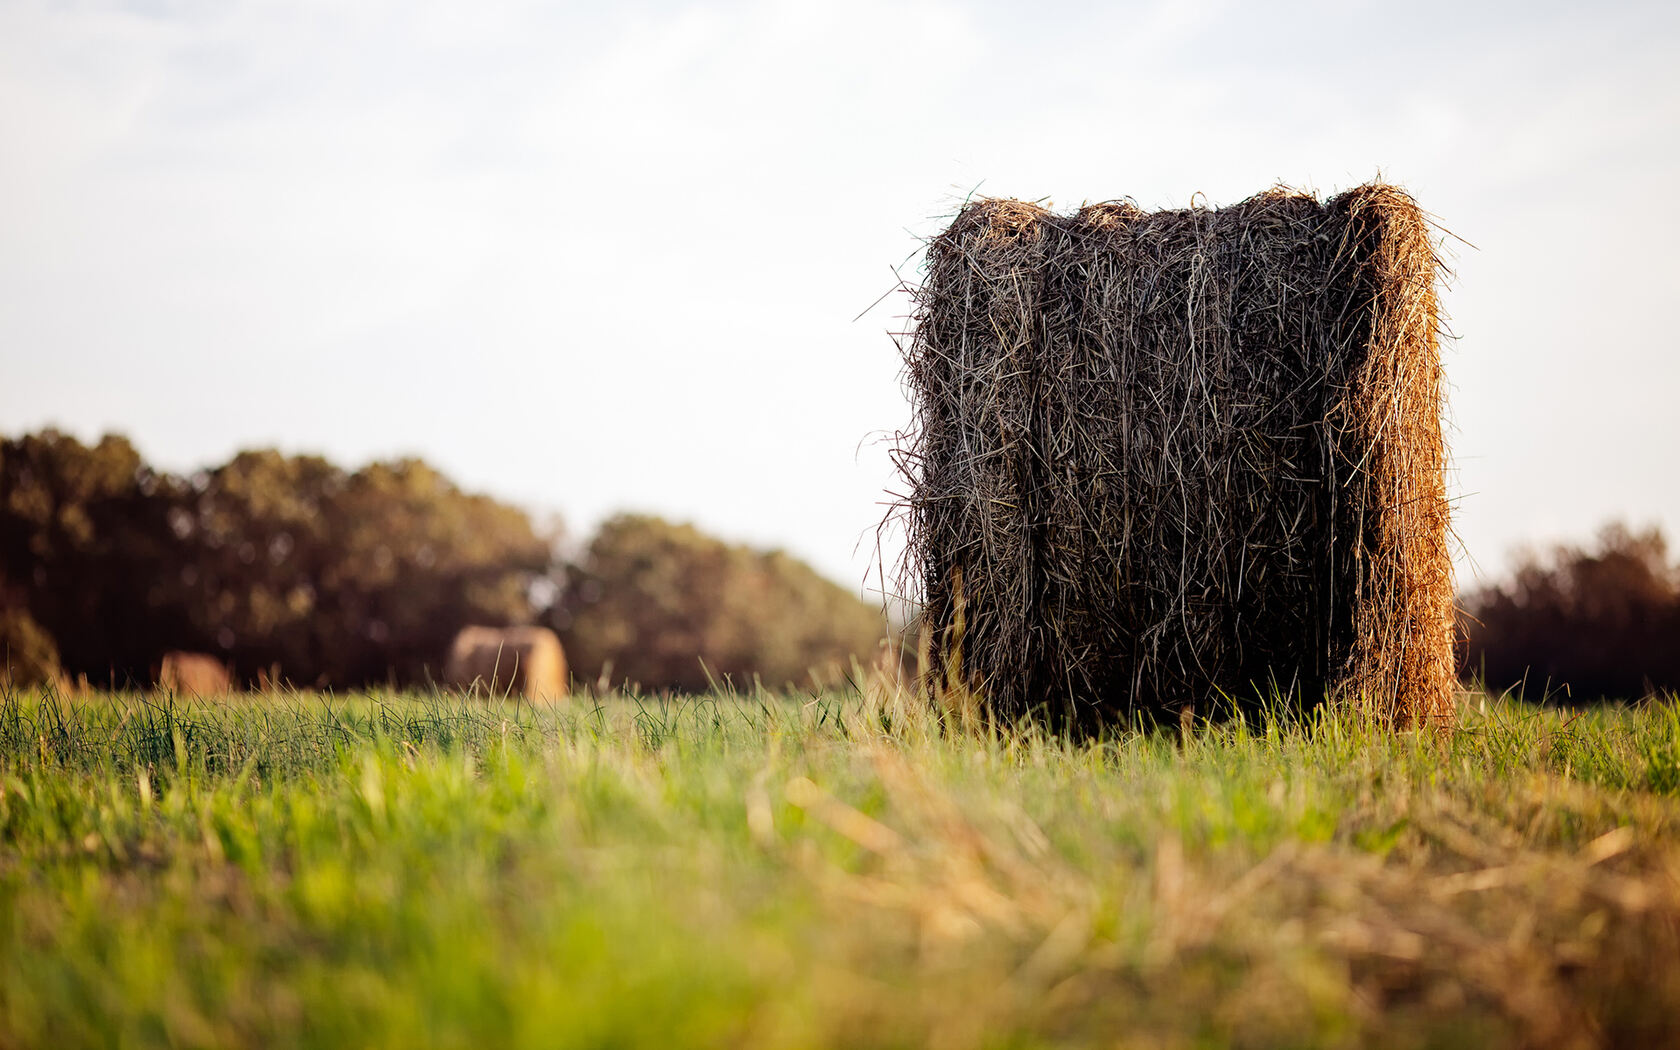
[894,183,1454,732]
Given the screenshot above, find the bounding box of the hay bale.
[158,651,232,696]
[897,183,1453,731]
[444,625,567,700]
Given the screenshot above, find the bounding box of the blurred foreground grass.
[1,684,1677,1049]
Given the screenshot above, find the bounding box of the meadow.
[1,683,1677,1049]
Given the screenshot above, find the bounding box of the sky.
[3,0,1678,597]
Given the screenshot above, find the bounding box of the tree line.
[1459,521,1680,702]
[14,426,1666,703]
[0,429,887,693]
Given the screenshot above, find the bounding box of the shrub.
[557,514,886,692]
[0,603,61,687]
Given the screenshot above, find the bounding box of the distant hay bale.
[444,626,567,700]
[158,651,232,696]
[896,183,1454,731]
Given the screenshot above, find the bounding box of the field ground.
[2,684,1678,1049]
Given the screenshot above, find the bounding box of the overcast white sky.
[3,0,1677,595]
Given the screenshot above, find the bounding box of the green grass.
[1,684,1677,1049]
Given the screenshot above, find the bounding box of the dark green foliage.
[0,430,550,689]
[175,452,552,686]
[0,429,189,683]
[1461,522,1680,701]
[2,431,886,695]
[557,514,887,692]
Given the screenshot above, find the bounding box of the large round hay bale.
[897,183,1453,731]
[158,651,233,696]
[444,625,567,700]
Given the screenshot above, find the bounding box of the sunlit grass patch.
[1,684,1677,1048]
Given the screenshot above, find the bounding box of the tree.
[557,514,886,692]
[1461,522,1680,701]
[324,458,553,685]
[172,449,345,683]
[1,430,560,689]
[0,429,187,683]
[170,450,555,687]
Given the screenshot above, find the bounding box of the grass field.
[2,683,1677,1049]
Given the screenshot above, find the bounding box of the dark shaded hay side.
[896,184,1453,731]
